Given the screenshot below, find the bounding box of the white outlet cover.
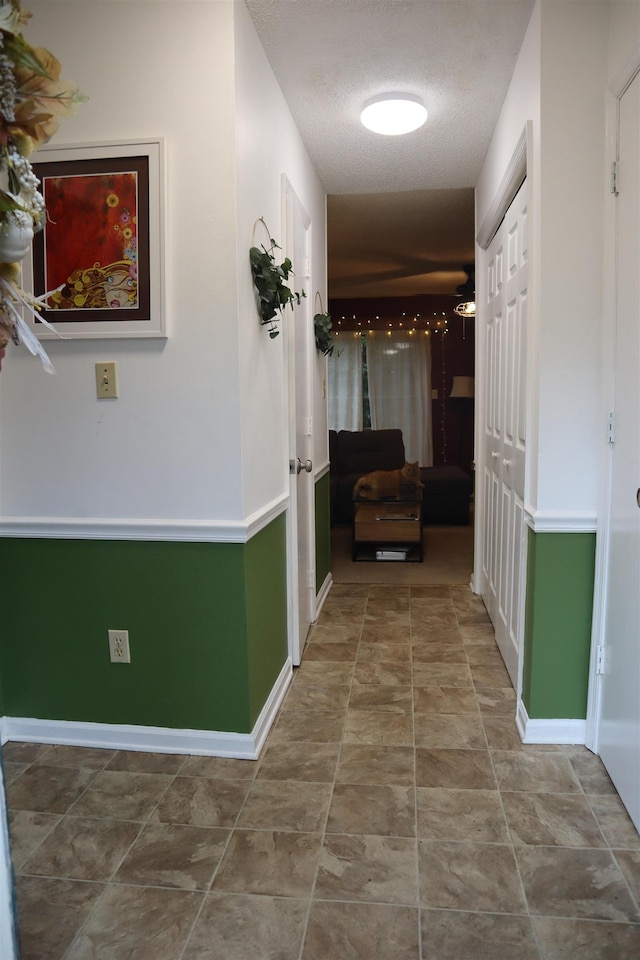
[108,629,130,663]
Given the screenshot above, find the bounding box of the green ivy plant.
[314,311,335,356]
[249,234,306,339]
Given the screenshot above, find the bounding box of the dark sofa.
[329,428,472,526]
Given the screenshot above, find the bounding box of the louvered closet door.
[482,179,528,686]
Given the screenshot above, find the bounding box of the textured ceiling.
[245,0,535,296]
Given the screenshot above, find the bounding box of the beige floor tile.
[183,892,308,960]
[114,822,229,890]
[354,659,413,684]
[412,661,473,687]
[410,624,462,645]
[475,685,518,716]
[8,810,61,870]
[315,833,418,904]
[415,748,497,790]
[106,750,187,775]
[410,640,467,663]
[419,839,526,912]
[2,741,50,763]
[588,795,640,848]
[237,779,332,832]
[326,783,416,837]
[178,754,257,780]
[7,764,96,815]
[483,716,561,752]
[349,682,413,713]
[69,770,174,821]
[2,762,27,786]
[502,791,607,847]
[152,776,249,828]
[257,740,340,782]
[16,875,105,960]
[416,788,509,842]
[414,686,479,716]
[270,708,346,743]
[469,661,512,687]
[613,848,640,901]
[492,751,582,794]
[293,659,355,684]
[533,916,640,960]
[336,744,415,785]
[414,714,487,750]
[410,585,452,599]
[308,623,362,644]
[280,681,351,713]
[213,829,322,897]
[567,749,618,795]
[36,745,116,769]
[303,900,420,959]
[358,641,412,662]
[303,640,359,661]
[516,846,640,922]
[343,709,414,746]
[21,816,141,882]
[360,621,411,643]
[64,884,203,960]
[421,909,540,960]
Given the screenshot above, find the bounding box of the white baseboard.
[315,572,333,618]
[0,659,292,760]
[516,699,586,744]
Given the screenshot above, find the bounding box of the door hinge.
[607,411,615,444]
[611,161,619,196]
[301,258,311,279]
[305,416,312,436]
[596,644,605,675]
[308,569,315,589]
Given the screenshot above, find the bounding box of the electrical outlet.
[108,629,130,663]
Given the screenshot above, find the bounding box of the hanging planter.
[250,217,305,339]
[313,291,335,356]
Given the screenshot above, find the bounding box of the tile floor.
[4,583,640,959]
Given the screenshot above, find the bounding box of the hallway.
[5,584,640,959]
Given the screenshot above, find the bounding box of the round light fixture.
[360,93,427,136]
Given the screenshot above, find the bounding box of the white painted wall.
[0,1,245,523]
[233,1,327,518]
[476,1,608,522]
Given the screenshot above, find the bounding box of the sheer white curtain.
[367,331,433,465]
[328,334,363,432]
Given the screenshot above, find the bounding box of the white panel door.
[482,180,528,686]
[598,71,640,832]
[284,180,314,665]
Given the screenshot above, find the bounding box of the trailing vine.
[313,291,335,356]
[250,218,305,339]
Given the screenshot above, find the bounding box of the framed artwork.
[24,138,165,339]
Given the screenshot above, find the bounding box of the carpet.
[330,522,474,585]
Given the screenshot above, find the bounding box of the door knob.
[290,458,313,475]
[503,459,511,467]
[491,452,499,460]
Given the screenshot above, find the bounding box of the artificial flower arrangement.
[0,0,85,371]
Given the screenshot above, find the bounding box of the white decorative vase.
[0,209,33,263]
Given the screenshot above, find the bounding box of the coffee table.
[352,497,423,561]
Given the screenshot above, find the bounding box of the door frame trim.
[586,52,640,754]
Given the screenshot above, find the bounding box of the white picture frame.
[23,137,165,339]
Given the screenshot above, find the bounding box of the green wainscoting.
[315,471,331,594]
[0,517,288,734]
[522,529,596,719]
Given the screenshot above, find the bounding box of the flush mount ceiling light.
[360,93,427,136]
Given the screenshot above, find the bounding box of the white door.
[284,179,314,665]
[597,71,640,832]
[481,180,528,687]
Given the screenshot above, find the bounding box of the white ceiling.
[245,0,535,297]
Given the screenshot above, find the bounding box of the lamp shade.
[449,376,475,399]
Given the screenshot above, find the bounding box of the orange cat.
[353,461,423,500]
